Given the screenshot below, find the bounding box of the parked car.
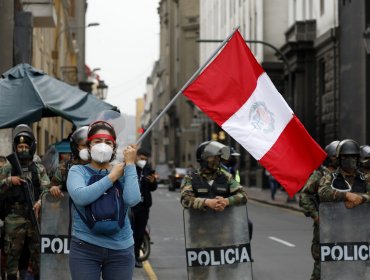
[155,164,170,184]
[168,167,188,191]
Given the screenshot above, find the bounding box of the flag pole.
[136,26,240,144]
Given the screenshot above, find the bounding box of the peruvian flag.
[183,31,326,197]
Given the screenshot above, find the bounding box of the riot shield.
[320,202,370,280]
[183,205,253,280]
[40,192,71,279]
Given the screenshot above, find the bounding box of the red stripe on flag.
[184,31,264,126]
[259,115,327,197]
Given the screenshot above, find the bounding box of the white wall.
[288,0,338,38]
[200,0,290,65]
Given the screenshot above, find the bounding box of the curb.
[248,196,304,213]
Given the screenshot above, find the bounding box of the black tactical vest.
[8,162,41,203]
[191,172,230,198]
[332,172,367,193]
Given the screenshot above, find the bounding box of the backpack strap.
[83,165,99,176]
[71,165,101,228]
[71,165,125,230]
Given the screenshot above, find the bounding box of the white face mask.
[136,159,147,169]
[79,148,90,161]
[90,143,113,163]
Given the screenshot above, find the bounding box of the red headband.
[87,134,116,143]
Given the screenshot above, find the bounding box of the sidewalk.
[246,186,302,213]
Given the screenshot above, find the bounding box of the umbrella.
[0,63,119,128]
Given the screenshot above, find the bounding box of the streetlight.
[97,80,108,100]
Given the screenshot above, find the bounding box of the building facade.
[140,0,370,187]
[0,0,89,156]
[142,0,200,168]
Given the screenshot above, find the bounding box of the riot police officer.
[299,140,339,280]
[49,126,89,198]
[359,144,370,181]
[181,141,247,211]
[0,124,50,280]
[181,141,250,279]
[319,139,370,209]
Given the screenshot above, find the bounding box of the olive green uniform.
[318,169,370,203]
[0,161,50,278]
[180,169,247,209]
[299,166,329,280]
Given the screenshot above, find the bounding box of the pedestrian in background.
[0,124,50,280]
[265,169,279,200]
[131,148,157,268]
[67,121,141,280]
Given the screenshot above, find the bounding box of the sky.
[86,1,160,116]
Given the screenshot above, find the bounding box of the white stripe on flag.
[222,73,293,160]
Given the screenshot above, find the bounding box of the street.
[146,185,313,280]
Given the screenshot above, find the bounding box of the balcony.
[285,20,316,42]
[22,0,56,27]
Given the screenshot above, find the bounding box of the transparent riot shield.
[40,192,71,279]
[183,205,253,280]
[320,202,370,280]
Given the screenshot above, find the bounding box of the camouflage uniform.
[0,160,11,279]
[299,166,329,280]
[50,162,68,191]
[0,160,50,278]
[51,166,63,185]
[181,168,248,280]
[180,169,247,209]
[318,169,370,203]
[361,168,370,184]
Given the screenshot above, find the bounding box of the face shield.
[201,141,230,161]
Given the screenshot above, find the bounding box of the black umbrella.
[0,63,118,128]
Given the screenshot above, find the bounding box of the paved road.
[143,186,313,280]
[147,186,187,279]
[248,200,312,280]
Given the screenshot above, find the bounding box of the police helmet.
[12,124,36,156]
[196,141,230,167]
[360,145,370,160]
[336,139,360,157]
[324,140,340,158]
[70,126,88,157]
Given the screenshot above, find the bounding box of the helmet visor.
[202,141,230,160]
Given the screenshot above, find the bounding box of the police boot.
[7,274,17,280]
